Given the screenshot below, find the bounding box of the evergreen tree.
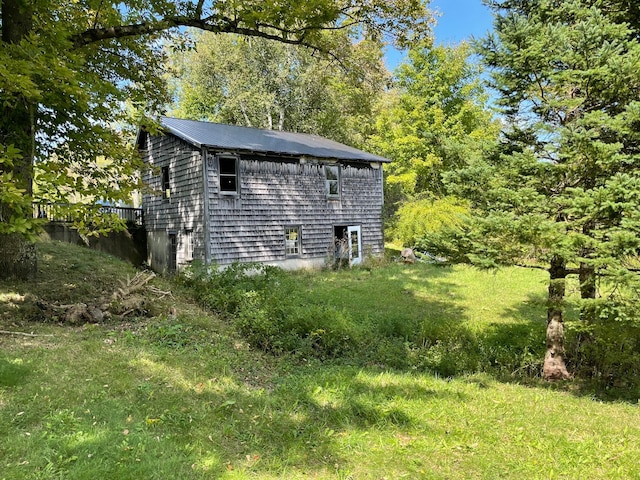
[434,0,640,379]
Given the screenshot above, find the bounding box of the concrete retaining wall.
[42,223,147,267]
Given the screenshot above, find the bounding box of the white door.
[347,226,362,265]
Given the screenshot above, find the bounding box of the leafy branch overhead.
[70,1,432,50]
[1,0,432,203]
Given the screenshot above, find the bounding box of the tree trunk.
[0,0,38,280]
[579,261,597,323]
[579,220,597,322]
[543,255,571,380]
[0,233,37,279]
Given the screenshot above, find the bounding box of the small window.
[325,165,340,198]
[184,229,194,261]
[138,132,147,151]
[161,166,170,199]
[285,226,301,256]
[168,232,177,272]
[219,156,238,193]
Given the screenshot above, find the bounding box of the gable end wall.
[141,134,205,272]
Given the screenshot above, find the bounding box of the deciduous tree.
[170,30,387,147]
[0,0,432,279]
[368,41,499,242]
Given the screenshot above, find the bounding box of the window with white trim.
[184,229,194,261]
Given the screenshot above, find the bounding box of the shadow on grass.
[0,338,469,479]
[113,357,471,478]
[3,247,637,478]
[485,290,640,403]
[0,316,634,480]
[371,266,639,404]
[0,356,31,387]
[295,263,471,370]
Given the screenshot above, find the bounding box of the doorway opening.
[168,232,177,272]
[333,225,362,266]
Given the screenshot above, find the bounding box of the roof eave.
[204,145,390,164]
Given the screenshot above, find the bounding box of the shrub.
[180,261,285,315]
[179,260,640,390]
[410,334,481,377]
[391,196,469,247]
[180,262,363,360]
[566,298,640,394]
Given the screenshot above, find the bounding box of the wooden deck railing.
[33,203,144,226]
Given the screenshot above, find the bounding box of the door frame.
[334,224,362,266]
[346,225,362,265]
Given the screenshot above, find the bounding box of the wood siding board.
[144,134,384,268]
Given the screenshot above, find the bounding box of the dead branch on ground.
[0,330,54,337]
[35,271,170,324]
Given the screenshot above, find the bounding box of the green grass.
[1,240,639,479]
[183,261,553,376]
[292,262,550,333]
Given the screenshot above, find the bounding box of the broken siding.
[141,134,205,266]
[206,155,384,265]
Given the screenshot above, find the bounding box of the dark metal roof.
[160,117,390,163]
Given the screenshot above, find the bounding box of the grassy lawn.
[291,262,551,343]
[1,240,639,479]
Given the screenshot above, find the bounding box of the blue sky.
[385,0,494,70]
[431,0,494,45]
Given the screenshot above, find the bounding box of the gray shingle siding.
[206,155,384,265]
[141,134,206,270]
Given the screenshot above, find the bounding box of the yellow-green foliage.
[393,196,469,247]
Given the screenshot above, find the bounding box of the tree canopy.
[170,30,388,147]
[367,41,499,244]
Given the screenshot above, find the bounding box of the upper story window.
[161,166,170,199]
[219,155,239,194]
[325,165,340,198]
[138,132,148,152]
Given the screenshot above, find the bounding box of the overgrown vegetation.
[2,240,640,479]
[180,262,365,360]
[178,253,640,394]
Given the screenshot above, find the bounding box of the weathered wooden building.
[138,117,389,273]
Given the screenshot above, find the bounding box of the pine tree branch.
[515,263,548,271]
[514,263,580,276]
